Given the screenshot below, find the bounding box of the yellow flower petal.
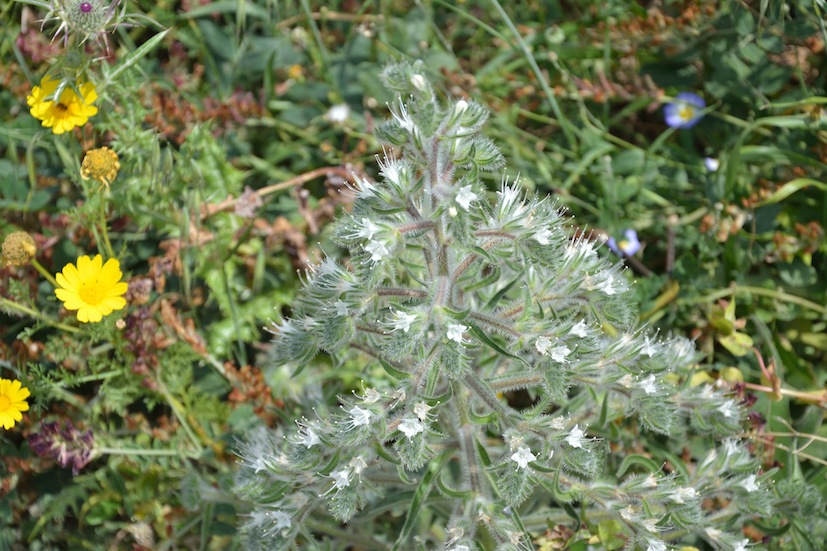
[98,258,123,286]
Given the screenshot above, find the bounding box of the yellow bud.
[679,547,701,551]
[690,371,714,387]
[720,367,744,384]
[1,231,37,266]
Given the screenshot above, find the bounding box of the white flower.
[357,218,380,240]
[566,424,586,448]
[296,417,322,450]
[414,402,432,421]
[642,474,658,488]
[326,468,352,494]
[343,406,372,430]
[739,474,759,492]
[646,540,666,551]
[454,99,468,115]
[639,374,658,395]
[570,320,589,338]
[535,336,552,355]
[723,439,739,458]
[456,185,478,210]
[619,506,636,522]
[596,274,619,295]
[549,345,571,364]
[733,539,750,551]
[496,184,528,220]
[448,206,458,217]
[377,152,403,186]
[510,446,537,470]
[389,98,415,132]
[399,418,424,439]
[365,239,390,263]
[669,486,698,504]
[705,157,720,172]
[325,103,350,124]
[349,456,368,476]
[533,227,552,245]
[389,310,418,333]
[642,336,658,357]
[447,323,468,344]
[718,400,739,419]
[298,425,321,448]
[248,509,292,536]
[360,388,382,404]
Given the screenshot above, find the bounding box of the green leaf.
[616,454,662,478]
[756,178,827,206]
[379,357,412,379]
[392,453,448,551]
[468,324,529,366]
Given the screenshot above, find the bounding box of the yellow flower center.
[679,105,694,121]
[79,283,105,305]
[0,395,10,411]
[619,239,629,250]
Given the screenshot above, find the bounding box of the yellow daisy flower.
[55,254,128,323]
[27,75,98,135]
[0,378,30,430]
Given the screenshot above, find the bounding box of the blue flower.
[704,157,720,172]
[607,229,641,256]
[664,92,706,129]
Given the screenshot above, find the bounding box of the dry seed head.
[81,146,120,189]
[2,232,37,267]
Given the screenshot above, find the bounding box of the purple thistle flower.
[664,92,706,129]
[607,229,641,257]
[28,420,96,475]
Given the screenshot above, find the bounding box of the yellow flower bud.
[1,232,37,267]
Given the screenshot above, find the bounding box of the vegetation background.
[1,0,826,549]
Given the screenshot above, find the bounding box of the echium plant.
[234,63,773,551]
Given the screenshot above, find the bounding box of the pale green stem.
[97,446,202,459]
[97,193,115,259]
[155,380,207,454]
[31,258,59,288]
[0,296,81,334]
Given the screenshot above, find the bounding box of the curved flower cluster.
[234,65,787,550]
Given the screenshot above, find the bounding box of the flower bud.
[410,74,427,92]
[2,232,37,266]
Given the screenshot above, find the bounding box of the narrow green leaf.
[392,454,448,550]
[616,454,661,478]
[379,357,412,379]
[484,272,520,311]
[468,324,529,366]
[755,178,827,206]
